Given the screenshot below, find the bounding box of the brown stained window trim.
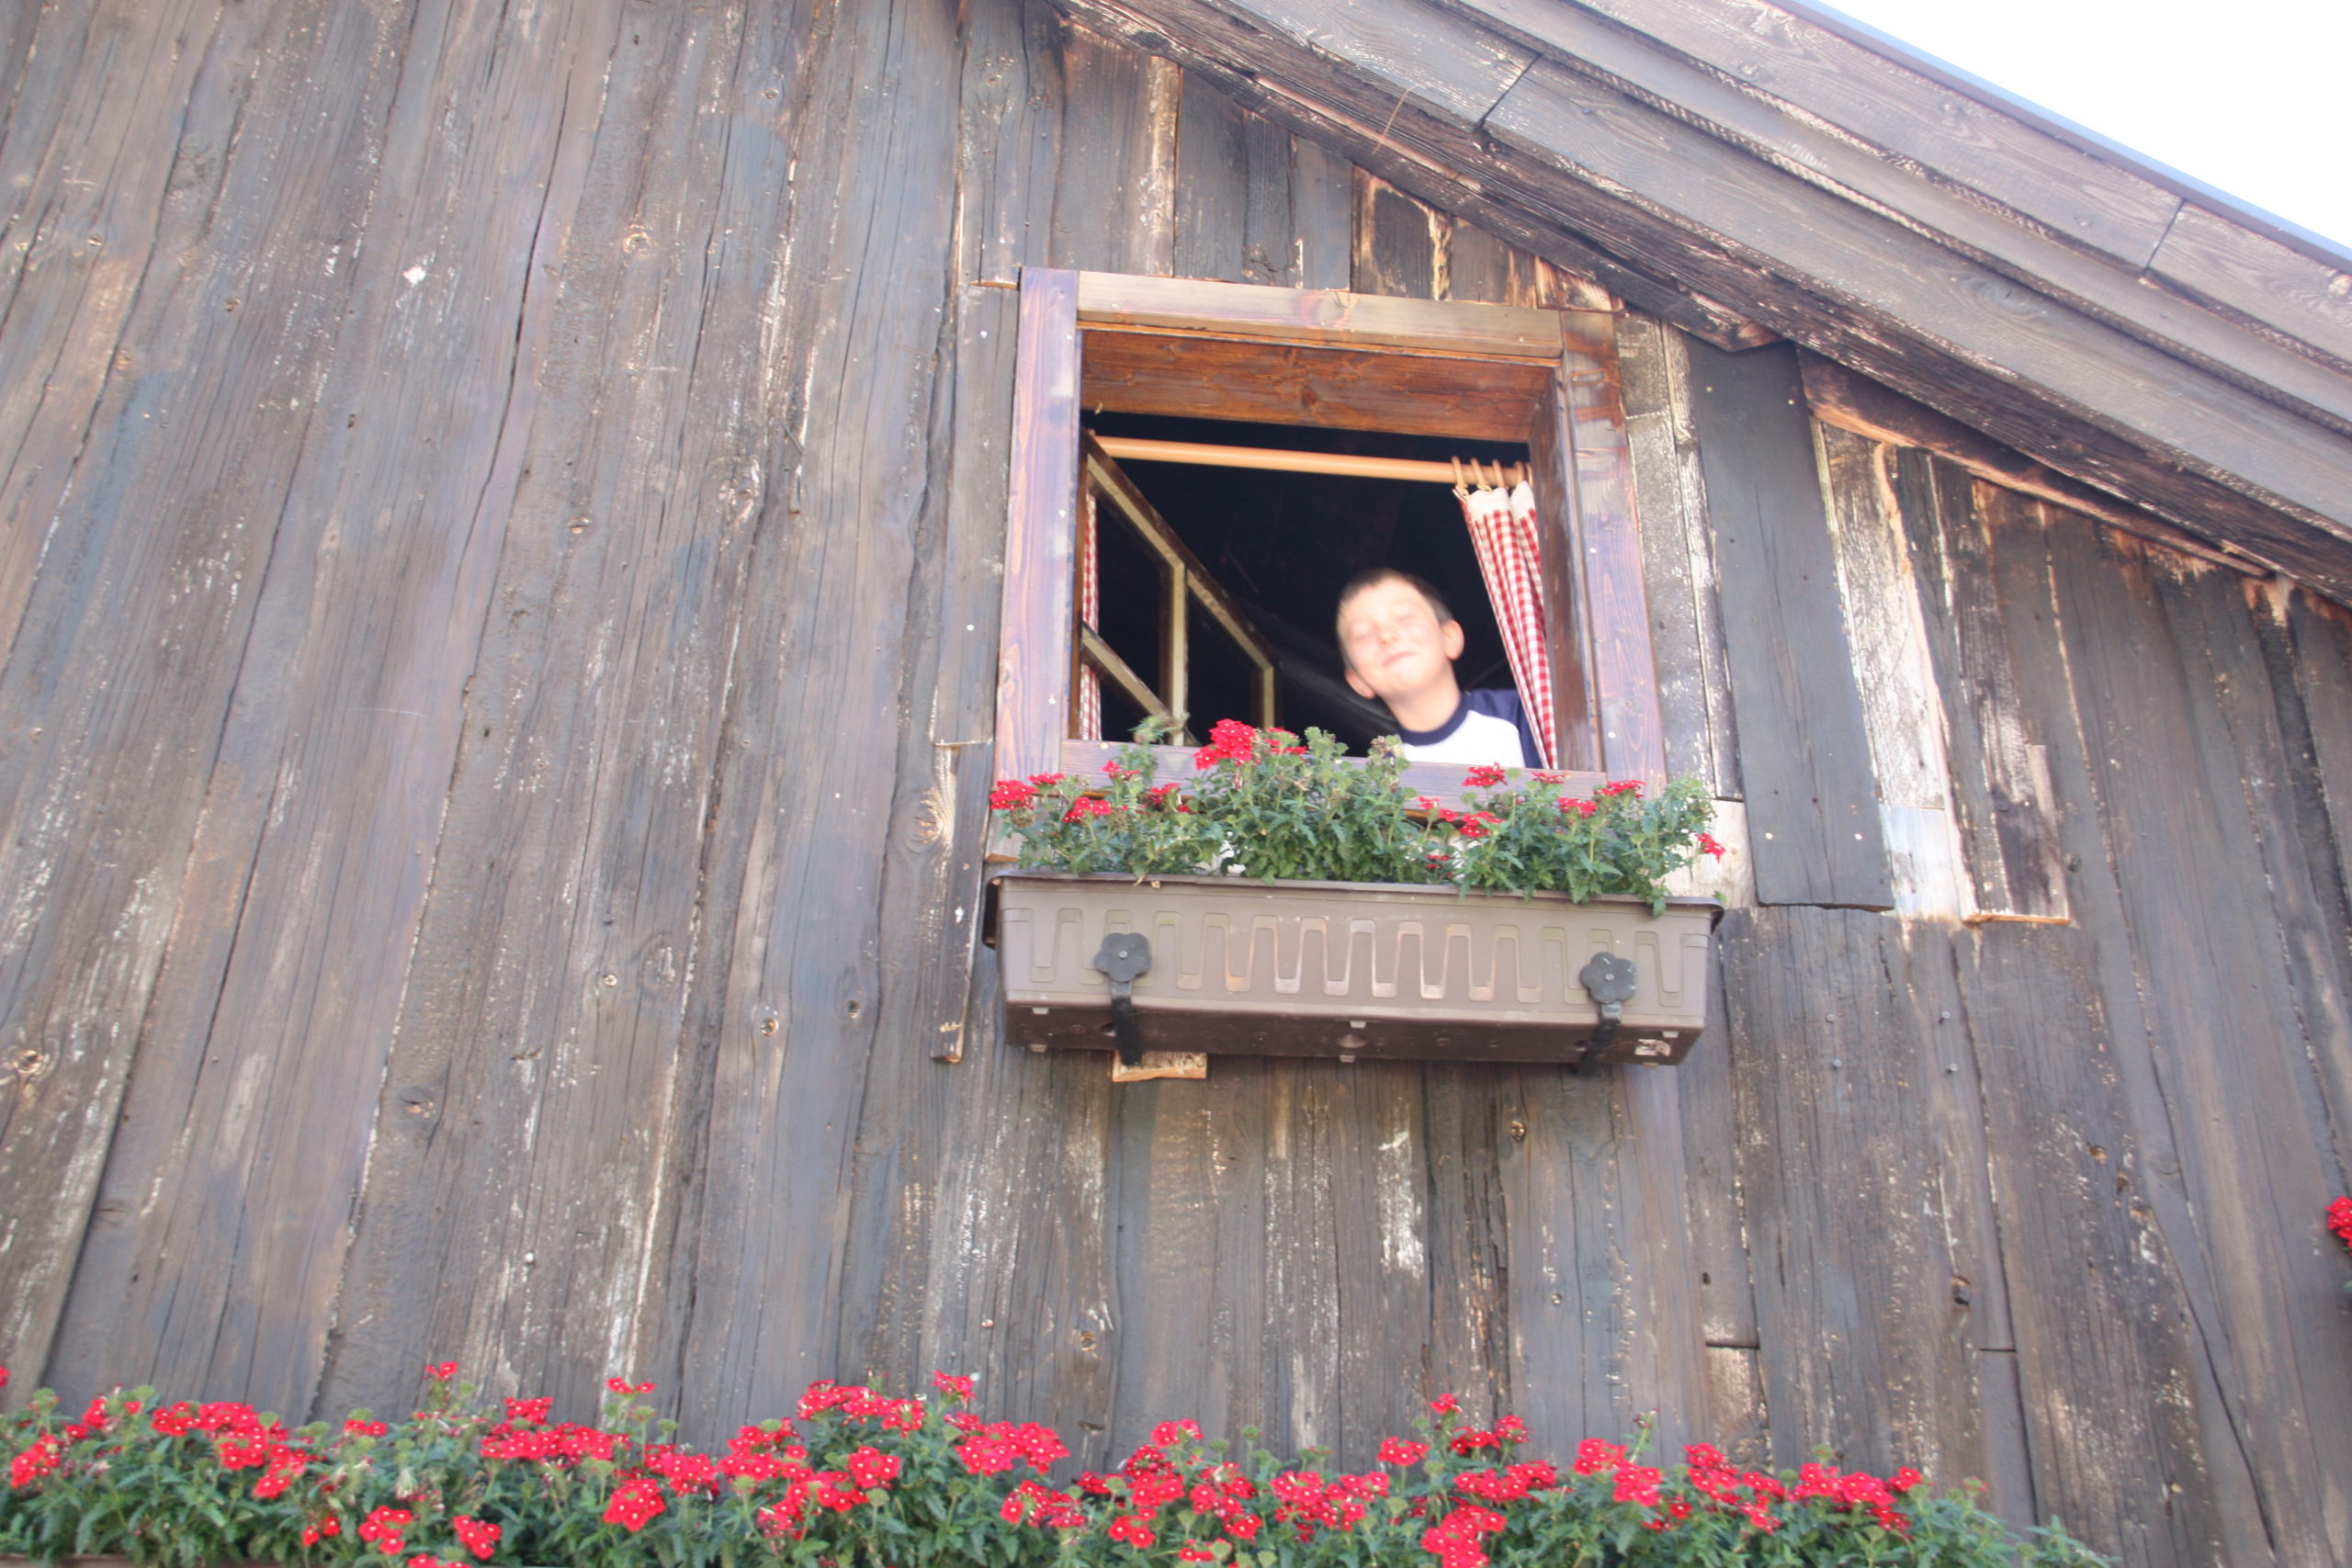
[996,267,1665,808]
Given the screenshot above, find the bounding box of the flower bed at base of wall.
[2,1367,2108,1568]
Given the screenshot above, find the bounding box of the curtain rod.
[1092,435,1526,489]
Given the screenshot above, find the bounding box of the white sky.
[1815,0,2352,250]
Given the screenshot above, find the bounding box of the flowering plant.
[0,1363,2105,1568]
[992,721,1724,914]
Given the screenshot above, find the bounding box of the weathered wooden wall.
[1,6,2347,1567]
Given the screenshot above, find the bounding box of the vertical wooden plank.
[1619,314,1741,797]
[1351,171,1437,299]
[1891,458,2069,919]
[1955,922,2223,1565]
[1419,1066,1515,1418]
[1288,140,1354,290]
[1814,427,1970,919]
[1321,1062,1445,1457]
[996,268,1080,784]
[1722,908,2004,1488]
[1173,73,1249,283]
[1050,22,1174,275]
[33,0,603,1415]
[1444,220,1514,305]
[648,0,968,1442]
[1561,310,1667,786]
[1527,365,1598,773]
[1685,341,1893,908]
[2031,513,2351,1564]
[899,0,1066,1068]
[0,0,269,1397]
[1971,495,2277,1565]
[1237,112,1300,287]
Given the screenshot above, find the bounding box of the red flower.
[1572,1438,1623,1475]
[989,779,1038,811]
[1532,772,1566,785]
[1152,1419,1204,1447]
[1378,1438,1429,1465]
[602,1481,665,1531]
[1193,719,1261,769]
[1108,1513,1157,1549]
[453,1517,502,1561]
[1611,1464,1662,1506]
[1598,779,1642,797]
[844,1446,902,1490]
[1698,832,1725,860]
[426,1362,458,1381]
[1557,795,1598,818]
[1464,764,1507,788]
[1428,1393,1459,1416]
[1063,796,1115,822]
[1453,812,1499,840]
[2328,1195,2352,1247]
[932,1371,975,1403]
[1177,1544,1217,1562]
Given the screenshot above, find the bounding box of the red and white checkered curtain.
[1076,488,1102,740]
[1458,479,1556,767]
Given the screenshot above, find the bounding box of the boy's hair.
[1334,568,1454,646]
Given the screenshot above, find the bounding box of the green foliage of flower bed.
[991,723,1724,913]
[2,1364,2107,1568]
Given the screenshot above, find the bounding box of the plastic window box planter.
[984,870,1720,1066]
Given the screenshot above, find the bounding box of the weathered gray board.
[1,9,2349,1567]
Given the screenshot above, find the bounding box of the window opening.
[1080,412,1530,756]
[996,269,1666,801]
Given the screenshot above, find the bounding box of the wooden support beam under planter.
[984,870,1720,1066]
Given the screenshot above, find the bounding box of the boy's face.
[1339,575,1465,707]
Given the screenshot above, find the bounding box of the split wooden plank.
[1683,341,1891,908]
[1912,473,2069,920]
[1971,498,2278,1565]
[2278,591,2352,1149]
[899,0,1069,1068]
[1417,1066,1516,1420]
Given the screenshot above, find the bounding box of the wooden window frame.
[997,267,1664,804]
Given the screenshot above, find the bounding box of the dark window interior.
[1085,412,1530,753]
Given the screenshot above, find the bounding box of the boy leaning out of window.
[1335,568,1537,767]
